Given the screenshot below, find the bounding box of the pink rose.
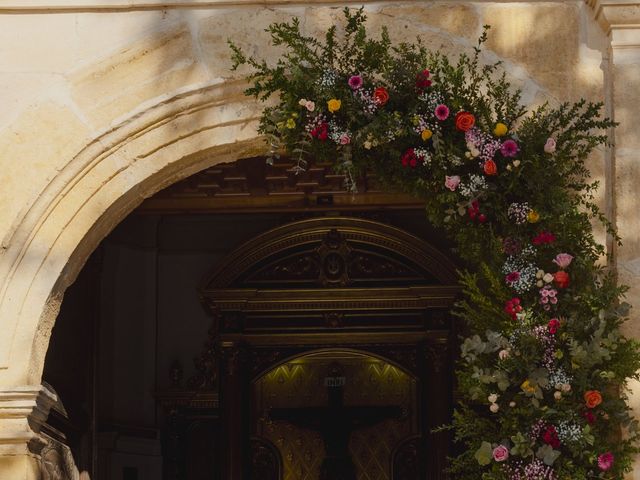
[492,445,509,462]
[544,137,557,154]
[298,99,315,112]
[598,452,614,471]
[553,253,573,269]
[339,134,351,145]
[445,175,461,191]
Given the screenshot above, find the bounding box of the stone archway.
[0,81,269,477]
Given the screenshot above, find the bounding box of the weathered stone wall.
[0,1,638,478]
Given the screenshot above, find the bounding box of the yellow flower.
[493,122,508,137]
[527,210,540,223]
[286,118,296,129]
[521,379,536,395]
[327,99,341,113]
[421,129,433,141]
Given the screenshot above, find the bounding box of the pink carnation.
[348,75,363,90]
[444,175,461,191]
[553,253,573,269]
[500,139,519,158]
[598,452,614,471]
[435,104,450,121]
[492,445,509,462]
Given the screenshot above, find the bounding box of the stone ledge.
[0,0,595,13]
[0,386,56,436]
[588,0,640,34]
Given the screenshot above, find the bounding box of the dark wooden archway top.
[199,217,459,342]
[202,216,457,290]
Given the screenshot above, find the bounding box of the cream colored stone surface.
[378,3,481,40]
[0,1,636,478]
[0,102,92,250]
[70,25,209,128]
[485,3,583,101]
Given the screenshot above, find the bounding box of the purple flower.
[348,75,363,90]
[500,139,519,157]
[435,104,450,121]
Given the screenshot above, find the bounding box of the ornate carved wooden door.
[198,217,459,480]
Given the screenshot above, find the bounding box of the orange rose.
[373,87,389,106]
[483,159,498,176]
[455,111,475,132]
[584,390,603,409]
[554,270,570,289]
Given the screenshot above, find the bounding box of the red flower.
[542,425,561,449]
[583,410,596,424]
[401,148,418,168]
[548,318,560,334]
[505,271,520,283]
[554,271,570,288]
[415,69,432,92]
[455,111,475,132]
[311,122,328,141]
[466,200,487,224]
[504,297,523,320]
[532,231,556,245]
[373,87,389,106]
[483,159,498,176]
[584,390,603,409]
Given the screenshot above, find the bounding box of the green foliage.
[230,8,640,479]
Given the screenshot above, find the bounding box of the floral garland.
[230,8,640,479]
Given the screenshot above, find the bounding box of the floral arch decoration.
[230,8,640,479]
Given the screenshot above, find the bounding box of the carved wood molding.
[201,216,458,292]
[203,285,459,314]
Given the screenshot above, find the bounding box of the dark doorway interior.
[42,158,460,480]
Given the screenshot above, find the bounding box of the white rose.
[488,393,499,403]
[544,137,557,154]
[490,403,499,413]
